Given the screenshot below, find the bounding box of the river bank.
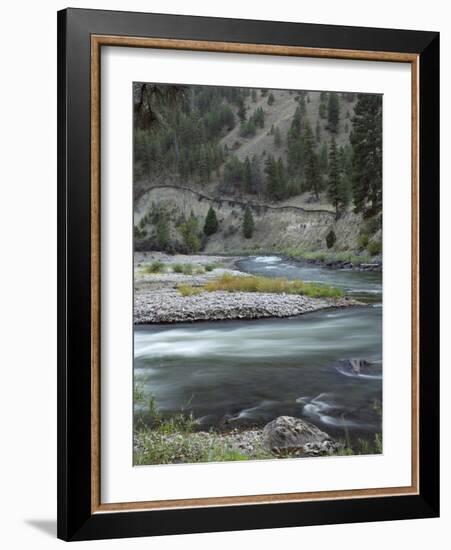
[134,252,362,324]
[134,412,350,465]
[217,249,382,272]
[134,409,382,465]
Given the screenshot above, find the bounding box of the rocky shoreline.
[304,257,382,272]
[134,415,342,463]
[134,288,359,324]
[134,253,362,324]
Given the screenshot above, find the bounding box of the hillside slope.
[219,88,355,166]
[135,185,365,255]
[133,84,382,258]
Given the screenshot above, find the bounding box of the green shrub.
[374,433,383,454]
[141,260,165,274]
[368,240,382,256]
[181,264,193,275]
[239,119,256,138]
[179,214,201,254]
[325,229,336,249]
[133,382,145,403]
[155,215,170,250]
[205,262,223,272]
[358,233,369,249]
[134,225,146,239]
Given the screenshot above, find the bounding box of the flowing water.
[134,256,382,444]
[237,255,382,302]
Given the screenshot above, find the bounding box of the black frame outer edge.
[418,33,440,511]
[57,8,440,541]
[57,8,68,542]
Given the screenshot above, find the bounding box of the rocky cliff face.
[135,184,364,254]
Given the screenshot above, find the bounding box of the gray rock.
[262,416,339,456]
[337,358,372,376]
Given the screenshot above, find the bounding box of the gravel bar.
[134,289,360,324]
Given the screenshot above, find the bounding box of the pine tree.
[253,106,265,128]
[156,212,170,250]
[288,106,302,142]
[319,143,329,173]
[243,206,255,238]
[264,155,288,200]
[250,155,263,196]
[203,206,219,236]
[264,155,278,199]
[239,118,256,138]
[303,124,321,200]
[223,156,245,191]
[327,137,348,218]
[251,89,257,102]
[287,106,304,178]
[327,92,340,133]
[305,151,320,200]
[351,94,382,215]
[237,98,246,122]
[267,92,275,105]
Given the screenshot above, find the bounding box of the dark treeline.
[134,83,248,185]
[134,83,382,218]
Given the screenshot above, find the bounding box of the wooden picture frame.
[57,7,439,541]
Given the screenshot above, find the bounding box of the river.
[134,256,382,444]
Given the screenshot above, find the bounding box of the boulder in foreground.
[262,415,339,457]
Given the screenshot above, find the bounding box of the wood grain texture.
[411,56,420,493]
[92,35,418,62]
[90,34,420,514]
[91,36,101,514]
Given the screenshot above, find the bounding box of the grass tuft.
[205,262,224,272]
[177,284,203,297]
[141,260,165,274]
[134,428,254,465]
[172,263,197,275]
[204,274,343,298]
[134,395,271,465]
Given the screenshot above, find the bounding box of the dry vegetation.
[177,273,343,299]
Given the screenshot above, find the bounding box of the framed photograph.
[57,8,439,541]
